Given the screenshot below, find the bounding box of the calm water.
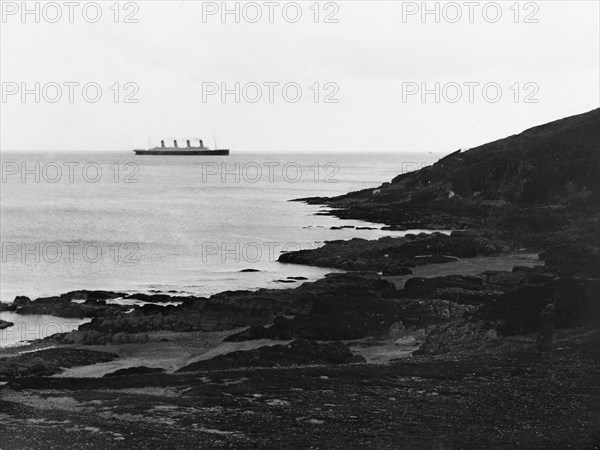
[0,312,91,348]
[1,151,443,304]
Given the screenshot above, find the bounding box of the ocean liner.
[134,139,229,155]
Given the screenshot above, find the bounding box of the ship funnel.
[173,140,178,148]
[161,140,165,148]
[199,139,204,148]
[186,140,191,148]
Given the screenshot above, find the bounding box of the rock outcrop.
[0,348,118,379]
[29,272,400,344]
[278,231,504,271]
[473,278,600,336]
[103,366,165,377]
[0,291,131,318]
[0,319,14,330]
[417,277,600,355]
[177,339,365,372]
[226,294,472,342]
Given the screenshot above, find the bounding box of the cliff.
[297,108,600,248]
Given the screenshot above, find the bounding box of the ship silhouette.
[134,139,229,155]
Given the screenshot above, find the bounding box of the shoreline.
[0,251,542,352]
[0,222,433,306]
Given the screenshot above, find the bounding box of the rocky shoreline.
[1,109,599,448]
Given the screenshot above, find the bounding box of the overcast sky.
[1,0,599,153]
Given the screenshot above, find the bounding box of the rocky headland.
[294,109,599,249]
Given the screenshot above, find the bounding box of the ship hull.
[134,149,229,155]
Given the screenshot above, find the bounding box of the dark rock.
[416,278,598,355]
[434,288,501,306]
[1,296,30,312]
[103,366,165,377]
[14,295,31,306]
[398,270,540,306]
[177,339,365,372]
[9,291,130,319]
[58,290,126,302]
[473,278,600,336]
[38,272,399,340]
[539,244,600,278]
[43,330,150,346]
[0,320,14,330]
[416,275,600,355]
[415,321,499,355]
[479,270,530,291]
[278,232,504,272]
[381,225,407,231]
[125,293,182,303]
[227,294,471,342]
[388,321,406,340]
[404,274,485,292]
[381,266,412,276]
[0,348,118,379]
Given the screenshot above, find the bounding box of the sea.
[0,151,444,346]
